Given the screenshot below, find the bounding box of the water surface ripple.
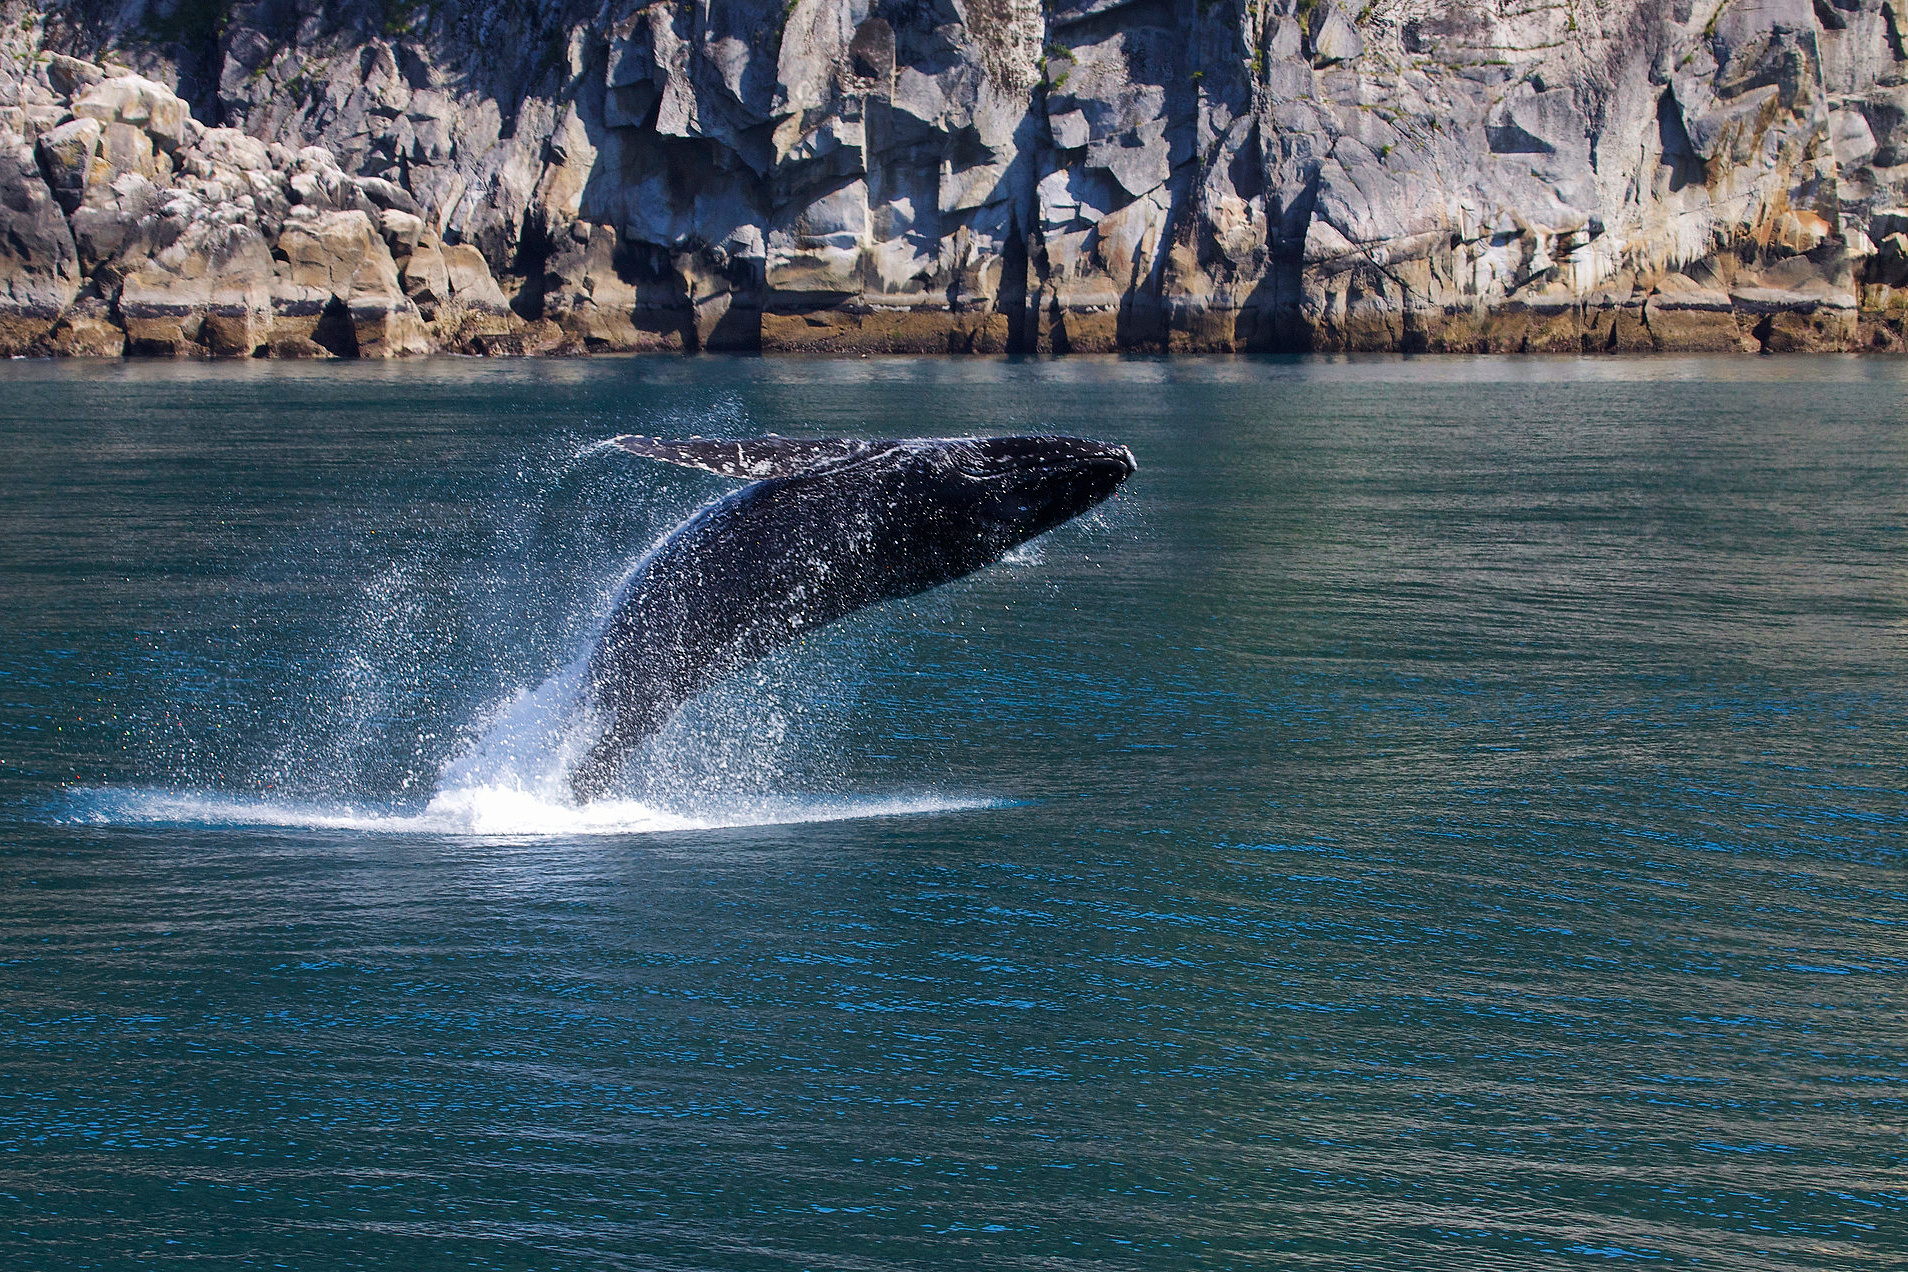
[0,356,1902,1269]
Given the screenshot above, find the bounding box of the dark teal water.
[1,356,1903,1269]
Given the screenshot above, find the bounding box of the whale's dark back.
[568,436,1135,801]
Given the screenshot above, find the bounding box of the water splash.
[73,409,1044,837]
[64,565,977,838]
[69,499,980,836]
[60,785,998,837]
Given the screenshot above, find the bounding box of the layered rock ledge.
[4,0,1908,356]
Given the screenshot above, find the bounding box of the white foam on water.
[61,784,998,838]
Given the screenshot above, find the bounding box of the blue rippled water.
[0,355,1902,1269]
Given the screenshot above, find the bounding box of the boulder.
[70,75,192,155]
[267,333,338,358]
[68,173,170,275]
[277,209,400,297]
[46,54,106,99]
[118,220,276,356]
[276,209,430,356]
[442,243,511,311]
[37,117,104,214]
[349,296,433,358]
[1309,3,1364,65]
[378,209,425,258]
[401,237,451,316]
[356,177,421,216]
[1643,273,1745,351]
[187,128,272,175]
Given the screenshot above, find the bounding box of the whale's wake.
[62,785,996,837]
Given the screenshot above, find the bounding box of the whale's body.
[567,434,1135,802]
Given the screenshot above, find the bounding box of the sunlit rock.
[0,0,1906,353]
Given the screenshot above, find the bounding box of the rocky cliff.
[2,0,1906,356]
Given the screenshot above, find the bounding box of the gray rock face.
[2,0,1907,353]
[0,138,80,351]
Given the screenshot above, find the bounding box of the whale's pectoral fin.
[610,435,887,479]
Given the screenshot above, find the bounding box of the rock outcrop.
[2,0,1908,355]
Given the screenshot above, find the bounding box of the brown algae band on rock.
[2,1,1908,357]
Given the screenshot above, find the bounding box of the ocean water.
[0,354,1902,1270]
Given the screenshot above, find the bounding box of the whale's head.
[914,435,1136,569]
[606,428,1136,589]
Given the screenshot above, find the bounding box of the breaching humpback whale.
[567,433,1136,802]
